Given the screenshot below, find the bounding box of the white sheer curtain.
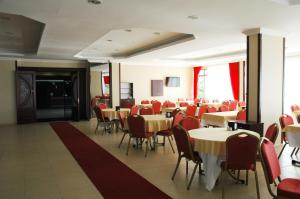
[284,56,300,114]
[205,64,234,101]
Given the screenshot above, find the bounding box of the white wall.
[111,63,120,107]
[120,64,193,104]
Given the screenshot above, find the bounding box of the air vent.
[88,0,103,5]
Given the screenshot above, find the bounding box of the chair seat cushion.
[277,178,300,199]
[156,129,172,136]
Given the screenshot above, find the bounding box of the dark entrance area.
[36,72,73,121]
[16,67,90,124]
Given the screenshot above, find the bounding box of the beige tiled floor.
[0,119,299,199]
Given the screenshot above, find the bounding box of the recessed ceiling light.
[187,15,198,20]
[114,49,119,51]
[87,0,103,5]
[107,39,112,42]
[125,29,132,32]
[153,32,160,35]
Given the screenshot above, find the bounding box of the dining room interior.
[1,1,300,199]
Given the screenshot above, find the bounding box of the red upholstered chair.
[130,105,139,115]
[152,101,162,114]
[229,100,238,111]
[167,102,176,107]
[291,104,300,112]
[180,116,200,131]
[156,111,184,153]
[118,112,129,148]
[98,103,107,110]
[139,107,154,115]
[94,106,112,134]
[151,99,158,104]
[221,132,260,199]
[141,100,150,104]
[260,138,300,199]
[238,101,246,107]
[179,102,189,107]
[222,100,230,106]
[236,109,246,121]
[163,101,176,108]
[207,106,217,113]
[126,115,154,157]
[197,105,207,120]
[278,114,295,158]
[172,108,182,117]
[171,125,202,190]
[194,98,200,105]
[186,104,197,117]
[219,105,229,112]
[265,123,279,144]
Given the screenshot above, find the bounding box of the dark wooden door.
[16,71,36,124]
[71,72,80,121]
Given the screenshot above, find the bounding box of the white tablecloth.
[283,124,300,147]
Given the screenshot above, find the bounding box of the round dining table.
[102,108,131,120]
[188,128,259,191]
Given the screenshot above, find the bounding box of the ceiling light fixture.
[153,32,160,35]
[87,0,103,5]
[125,29,132,32]
[187,15,199,20]
[107,39,112,42]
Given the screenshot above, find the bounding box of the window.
[198,64,234,101]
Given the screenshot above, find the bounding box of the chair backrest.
[186,104,197,117]
[222,100,230,106]
[219,105,229,112]
[151,100,158,104]
[297,114,300,124]
[172,108,182,117]
[98,103,107,110]
[127,114,146,138]
[94,106,105,122]
[180,116,201,131]
[229,100,238,111]
[279,114,294,130]
[179,102,189,107]
[291,104,300,112]
[238,101,246,107]
[207,106,217,113]
[198,104,208,120]
[167,102,176,107]
[172,125,196,160]
[118,111,126,129]
[163,101,176,108]
[130,105,139,115]
[259,138,281,186]
[265,123,279,144]
[225,132,259,170]
[172,111,184,127]
[140,107,154,115]
[236,109,246,121]
[141,100,150,104]
[152,101,161,114]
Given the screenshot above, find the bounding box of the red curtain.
[193,66,202,99]
[103,76,110,84]
[229,62,239,100]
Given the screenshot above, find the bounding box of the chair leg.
[278,143,287,159]
[145,139,149,157]
[187,162,199,190]
[118,132,127,148]
[236,170,240,184]
[167,136,175,153]
[172,156,182,180]
[296,148,300,155]
[186,160,189,176]
[291,147,296,158]
[254,170,260,199]
[94,121,99,134]
[126,136,131,155]
[163,136,166,146]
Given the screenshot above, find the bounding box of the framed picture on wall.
[151,80,163,96]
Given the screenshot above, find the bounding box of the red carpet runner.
[50,122,172,199]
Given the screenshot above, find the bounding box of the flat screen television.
[166,77,180,87]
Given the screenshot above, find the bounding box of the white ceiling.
[1,0,300,66]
